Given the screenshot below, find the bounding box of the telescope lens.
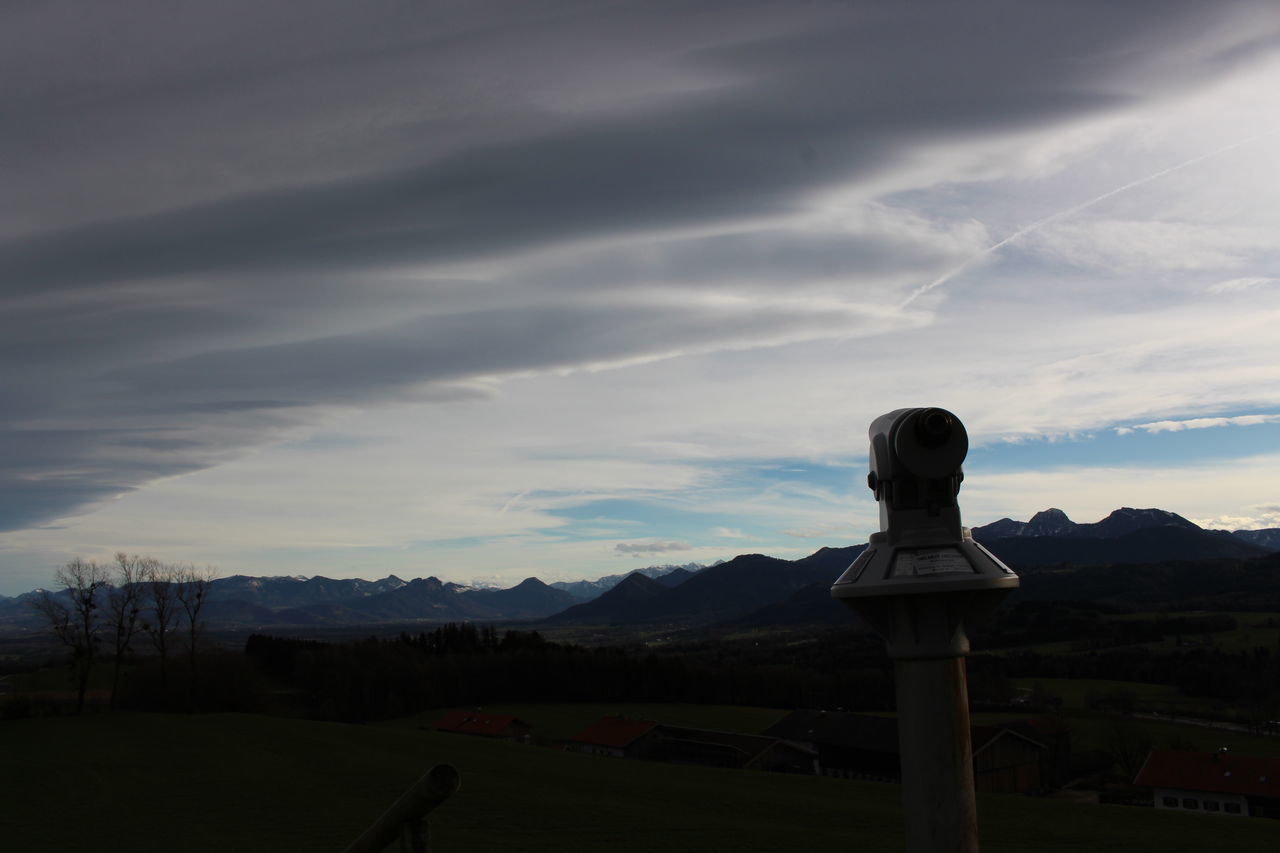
[915,408,954,447]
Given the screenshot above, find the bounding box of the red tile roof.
[432,710,527,736]
[1136,749,1280,799]
[570,715,658,749]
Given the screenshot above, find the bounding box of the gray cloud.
[2,0,1276,532]
[105,300,893,403]
[615,541,692,556]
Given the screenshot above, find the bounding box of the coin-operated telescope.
[831,407,1018,658]
[831,408,1018,853]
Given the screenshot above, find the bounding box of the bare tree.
[140,559,181,687]
[32,558,111,713]
[105,553,146,708]
[175,564,218,709]
[1102,721,1152,782]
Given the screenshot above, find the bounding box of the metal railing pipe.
[342,764,461,853]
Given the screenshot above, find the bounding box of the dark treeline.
[974,601,1241,651]
[240,613,1280,725]
[244,625,893,723]
[992,646,1280,707]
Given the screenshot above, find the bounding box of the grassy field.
[1008,677,1183,710]
[387,702,791,740]
[1110,611,1280,654]
[1000,678,1280,759]
[4,709,1280,853]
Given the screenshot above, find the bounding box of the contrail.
[900,128,1280,308]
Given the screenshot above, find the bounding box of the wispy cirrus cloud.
[1208,276,1276,294]
[1116,414,1280,435]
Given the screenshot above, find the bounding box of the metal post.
[895,658,978,853]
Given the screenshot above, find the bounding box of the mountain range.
[546,563,705,599]
[970,507,1269,565]
[2,508,1277,634]
[545,546,859,627]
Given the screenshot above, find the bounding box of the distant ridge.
[970,507,1274,566]
[271,576,488,625]
[5,507,1277,635]
[466,578,577,619]
[549,563,704,600]
[545,550,852,627]
[971,507,1201,540]
[725,509,1279,630]
[209,573,409,609]
[655,567,697,588]
[545,572,668,625]
[1232,528,1280,550]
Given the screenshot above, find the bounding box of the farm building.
[765,709,1063,794]
[566,715,661,758]
[431,710,532,740]
[766,710,900,781]
[1001,715,1073,790]
[969,724,1049,793]
[1135,748,1280,818]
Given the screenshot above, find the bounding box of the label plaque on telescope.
[893,547,973,577]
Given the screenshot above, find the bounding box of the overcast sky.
[3,0,1279,594]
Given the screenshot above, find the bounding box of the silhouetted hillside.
[465,578,577,619]
[726,530,1280,630]
[723,580,853,629]
[971,507,1279,559]
[1012,551,1280,610]
[792,545,864,575]
[546,572,669,624]
[204,598,279,625]
[546,552,848,626]
[273,577,489,624]
[976,525,1267,567]
[10,506,1276,636]
[548,563,705,600]
[971,507,1200,540]
[208,576,572,626]
[209,574,408,609]
[1232,528,1280,550]
[655,567,698,588]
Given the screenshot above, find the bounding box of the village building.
[1000,716,1073,790]
[565,715,662,758]
[1135,748,1280,818]
[765,709,1065,794]
[766,710,901,781]
[968,723,1050,793]
[430,710,532,741]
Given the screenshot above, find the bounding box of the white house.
[1135,748,1280,818]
